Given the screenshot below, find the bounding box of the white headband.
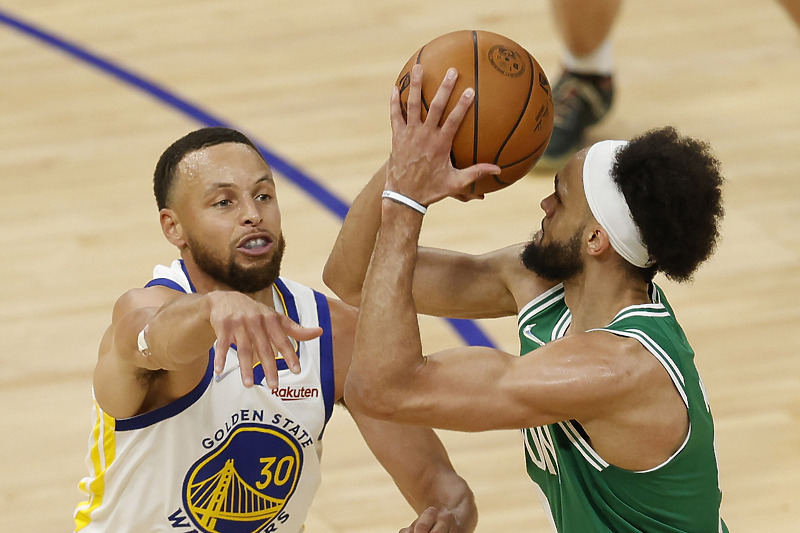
[583,140,653,268]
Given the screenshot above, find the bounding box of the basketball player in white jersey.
[74,127,476,532]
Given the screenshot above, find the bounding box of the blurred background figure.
[539,0,800,169]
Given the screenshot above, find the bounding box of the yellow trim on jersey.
[74,401,116,531]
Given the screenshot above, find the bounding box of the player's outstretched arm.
[94,286,320,418]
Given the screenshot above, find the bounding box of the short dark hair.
[613,126,725,282]
[153,127,262,210]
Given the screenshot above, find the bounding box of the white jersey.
[75,260,336,533]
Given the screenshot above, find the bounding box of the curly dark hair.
[612,126,725,282]
[153,127,262,210]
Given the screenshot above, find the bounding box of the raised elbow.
[322,262,362,307]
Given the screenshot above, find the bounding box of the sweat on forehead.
[164,147,222,204]
[176,148,213,178]
[153,127,263,210]
[170,142,270,194]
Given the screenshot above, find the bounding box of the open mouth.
[237,234,273,255]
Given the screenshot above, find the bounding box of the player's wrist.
[381,190,427,215]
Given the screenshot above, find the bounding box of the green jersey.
[518,283,728,532]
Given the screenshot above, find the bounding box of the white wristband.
[381,190,427,215]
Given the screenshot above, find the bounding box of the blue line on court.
[0,8,498,348]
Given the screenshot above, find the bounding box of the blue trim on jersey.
[225,344,269,388]
[178,259,197,293]
[252,361,266,384]
[144,260,197,294]
[144,278,187,293]
[275,278,299,321]
[314,290,336,436]
[115,353,214,431]
[274,278,300,373]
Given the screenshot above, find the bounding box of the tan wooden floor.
[1,0,798,530]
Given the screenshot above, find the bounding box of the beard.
[520,229,583,282]
[188,233,286,293]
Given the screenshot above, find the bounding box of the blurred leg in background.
[539,0,621,169]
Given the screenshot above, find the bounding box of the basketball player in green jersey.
[324,64,728,531]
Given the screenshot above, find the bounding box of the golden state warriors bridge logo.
[182,423,303,533]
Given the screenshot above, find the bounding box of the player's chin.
[229,255,269,276]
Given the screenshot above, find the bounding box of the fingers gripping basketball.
[396,30,554,195]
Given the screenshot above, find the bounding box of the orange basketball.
[396,30,554,195]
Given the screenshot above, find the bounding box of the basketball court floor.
[1,1,798,530]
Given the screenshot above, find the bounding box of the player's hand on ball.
[394,31,554,197]
[388,64,501,207]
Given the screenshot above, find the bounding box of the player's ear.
[586,224,612,258]
[160,208,186,248]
